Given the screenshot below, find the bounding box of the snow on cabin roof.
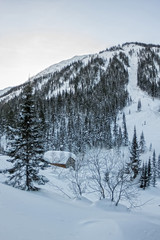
[43,151,76,164]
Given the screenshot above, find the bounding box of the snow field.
[0,177,160,240]
[1,153,160,240]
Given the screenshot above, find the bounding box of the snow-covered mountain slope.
[0,54,92,102]
[0,42,160,154]
[112,44,160,155]
[31,54,90,80]
[1,42,160,102]
[0,87,12,97]
[100,43,160,155]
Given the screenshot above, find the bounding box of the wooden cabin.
[43,151,76,170]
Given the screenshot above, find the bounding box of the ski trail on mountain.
[122,50,160,152]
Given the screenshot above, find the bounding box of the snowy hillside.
[0,42,160,164]
[0,153,160,240]
[0,55,91,102]
[1,42,160,101]
[117,44,160,154]
[31,54,90,80]
[0,87,12,97]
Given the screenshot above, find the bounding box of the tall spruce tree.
[140,162,145,189]
[137,99,142,112]
[129,126,140,179]
[117,127,123,148]
[140,162,148,189]
[158,154,160,179]
[139,131,146,153]
[113,117,118,147]
[148,157,152,186]
[7,83,45,191]
[122,113,128,146]
[152,150,157,187]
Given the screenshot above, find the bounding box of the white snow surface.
[0,87,12,96]
[43,150,76,164]
[31,55,90,80]
[0,153,160,240]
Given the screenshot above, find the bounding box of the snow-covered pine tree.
[140,162,148,189]
[139,163,144,189]
[147,157,152,186]
[140,163,146,189]
[139,131,146,153]
[152,150,157,187]
[7,83,46,191]
[117,127,123,148]
[149,143,152,151]
[113,117,118,147]
[137,99,142,112]
[122,113,128,146]
[129,126,140,179]
[158,154,160,179]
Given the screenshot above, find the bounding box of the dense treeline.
[137,47,160,97]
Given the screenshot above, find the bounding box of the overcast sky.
[0,0,160,90]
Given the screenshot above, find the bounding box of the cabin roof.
[43,151,76,164]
